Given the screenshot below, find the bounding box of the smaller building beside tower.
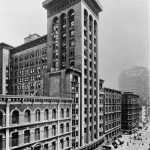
[0,95,72,150]
[0,43,13,95]
[121,92,140,134]
[10,34,47,96]
[103,88,122,141]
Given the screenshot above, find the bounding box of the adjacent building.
[0,43,13,95]
[119,66,150,106]
[10,34,47,96]
[0,95,72,150]
[121,92,140,134]
[103,88,122,141]
[99,79,105,137]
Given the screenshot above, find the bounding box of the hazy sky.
[0,0,149,89]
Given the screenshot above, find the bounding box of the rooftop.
[43,0,103,12]
[0,42,14,50]
[11,35,47,55]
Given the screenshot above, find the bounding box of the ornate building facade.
[0,95,72,150]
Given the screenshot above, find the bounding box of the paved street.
[111,123,150,150]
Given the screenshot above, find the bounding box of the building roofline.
[43,0,103,12]
[104,87,122,93]
[0,42,14,49]
[0,94,72,101]
[123,92,139,97]
[11,34,47,54]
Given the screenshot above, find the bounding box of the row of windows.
[105,98,121,104]
[0,108,70,125]
[10,129,69,149]
[13,58,47,70]
[105,106,121,113]
[52,9,75,70]
[105,93,121,99]
[13,48,47,63]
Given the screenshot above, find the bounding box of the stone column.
[6,100,10,150]
[30,128,35,143]
[19,131,24,146]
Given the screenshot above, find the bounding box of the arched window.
[35,109,40,121]
[66,108,69,118]
[60,124,64,134]
[44,144,48,150]
[24,130,30,143]
[24,110,31,123]
[52,142,56,150]
[44,109,49,120]
[35,128,40,140]
[12,132,19,147]
[0,111,3,126]
[12,110,19,124]
[66,123,69,132]
[60,108,64,118]
[44,126,49,138]
[52,109,56,119]
[94,20,97,36]
[89,15,93,32]
[52,125,56,136]
[60,139,64,149]
[60,13,66,26]
[84,9,88,27]
[68,9,75,27]
[52,17,59,36]
[66,137,69,147]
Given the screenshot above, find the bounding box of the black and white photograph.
[0,0,149,150]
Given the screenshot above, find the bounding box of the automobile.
[118,135,122,138]
[102,145,113,150]
[138,133,142,136]
[112,142,118,149]
[138,126,142,129]
[136,137,142,140]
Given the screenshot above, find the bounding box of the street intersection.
[111,123,150,150]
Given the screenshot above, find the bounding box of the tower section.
[43,0,103,148]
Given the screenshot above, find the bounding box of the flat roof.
[11,35,47,55]
[43,0,103,12]
[0,42,14,50]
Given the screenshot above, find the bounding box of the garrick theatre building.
[43,0,104,149]
[0,0,106,150]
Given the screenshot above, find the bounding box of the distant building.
[0,95,72,150]
[121,92,140,134]
[103,88,122,141]
[0,43,13,95]
[119,66,150,106]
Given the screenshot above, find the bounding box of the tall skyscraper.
[119,66,150,106]
[43,0,104,148]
